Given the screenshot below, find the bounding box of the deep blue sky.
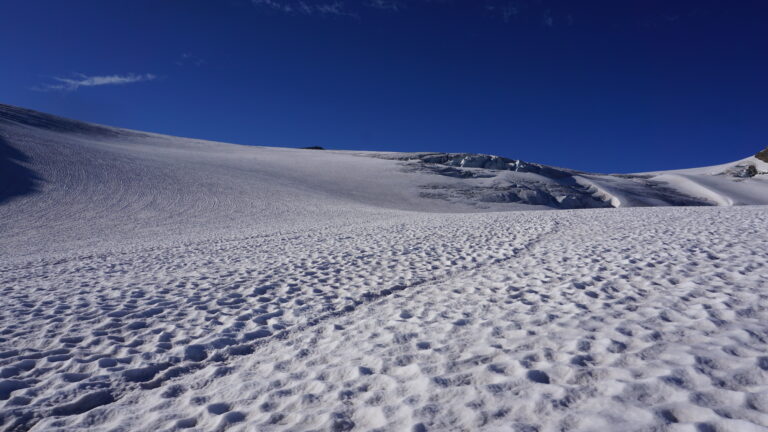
[2,0,766,172]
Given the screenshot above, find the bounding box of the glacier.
[1,104,768,431]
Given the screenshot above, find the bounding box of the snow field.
[2,207,768,431]
[2,104,768,431]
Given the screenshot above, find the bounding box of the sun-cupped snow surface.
[3,208,768,432]
[2,104,768,431]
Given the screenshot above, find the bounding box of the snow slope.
[1,104,768,431]
[2,104,767,259]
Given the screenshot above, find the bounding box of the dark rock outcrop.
[756,147,768,163]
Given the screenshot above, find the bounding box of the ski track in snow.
[2,105,768,431]
[2,208,768,431]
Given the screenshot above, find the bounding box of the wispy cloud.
[485,1,521,23]
[542,9,553,27]
[365,0,405,11]
[484,1,574,27]
[251,0,360,19]
[34,73,157,92]
[176,53,205,67]
[249,0,576,25]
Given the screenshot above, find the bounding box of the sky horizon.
[2,0,767,173]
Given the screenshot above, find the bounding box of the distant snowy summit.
[2,103,768,220]
[374,149,768,209]
[394,150,768,179]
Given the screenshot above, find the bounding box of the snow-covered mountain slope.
[2,104,768,432]
[379,151,768,209]
[1,103,767,259]
[0,104,455,259]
